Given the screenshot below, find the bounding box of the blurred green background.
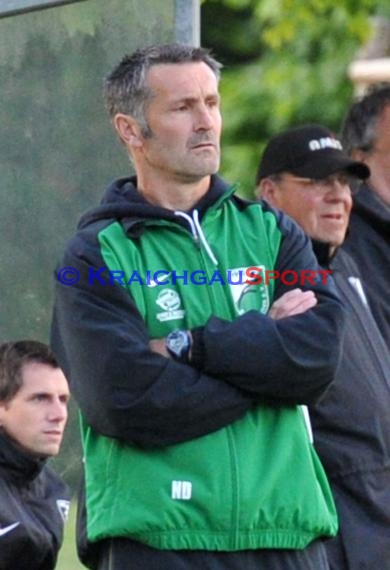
[56,502,84,570]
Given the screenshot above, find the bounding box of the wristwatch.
[165,330,191,363]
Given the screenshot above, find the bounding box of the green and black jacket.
[52,175,345,554]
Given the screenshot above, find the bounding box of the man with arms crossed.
[257,123,390,569]
[52,44,345,570]
[0,340,70,570]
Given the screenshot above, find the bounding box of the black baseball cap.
[256,124,370,183]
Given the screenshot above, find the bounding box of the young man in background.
[0,340,70,570]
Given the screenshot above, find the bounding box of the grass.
[56,501,85,569]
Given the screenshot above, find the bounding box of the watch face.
[166,330,189,360]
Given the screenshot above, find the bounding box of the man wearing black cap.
[256,124,390,569]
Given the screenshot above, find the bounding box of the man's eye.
[33,394,47,402]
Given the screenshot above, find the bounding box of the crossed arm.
[150,287,317,357]
[52,218,345,448]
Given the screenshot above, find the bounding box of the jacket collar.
[0,429,45,485]
[353,183,390,232]
[311,239,338,267]
[78,174,236,237]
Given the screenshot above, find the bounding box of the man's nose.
[325,174,353,197]
[48,399,68,422]
[195,105,214,130]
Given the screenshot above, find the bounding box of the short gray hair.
[103,43,222,136]
[341,82,390,155]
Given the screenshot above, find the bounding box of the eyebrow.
[171,93,220,105]
[27,391,69,400]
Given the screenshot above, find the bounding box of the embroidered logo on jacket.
[156,289,185,322]
[56,499,70,522]
[0,522,20,537]
[228,266,269,315]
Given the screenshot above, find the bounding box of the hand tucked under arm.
[268,288,317,320]
[52,250,252,448]
[188,214,346,405]
[149,338,169,357]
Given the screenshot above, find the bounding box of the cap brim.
[291,151,370,180]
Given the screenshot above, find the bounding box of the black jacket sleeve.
[51,231,254,449]
[191,210,346,405]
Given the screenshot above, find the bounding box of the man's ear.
[258,178,278,206]
[113,114,143,148]
[0,402,6,425]
[351,148,368,164]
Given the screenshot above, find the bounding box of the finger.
[286,296,317,316]
[269,291,317,319]
[284,292,317,312]
[272,290,315,312]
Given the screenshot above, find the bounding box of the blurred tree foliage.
[0,0,176,490]
[201,0,389,197]
[0,0,175,343]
